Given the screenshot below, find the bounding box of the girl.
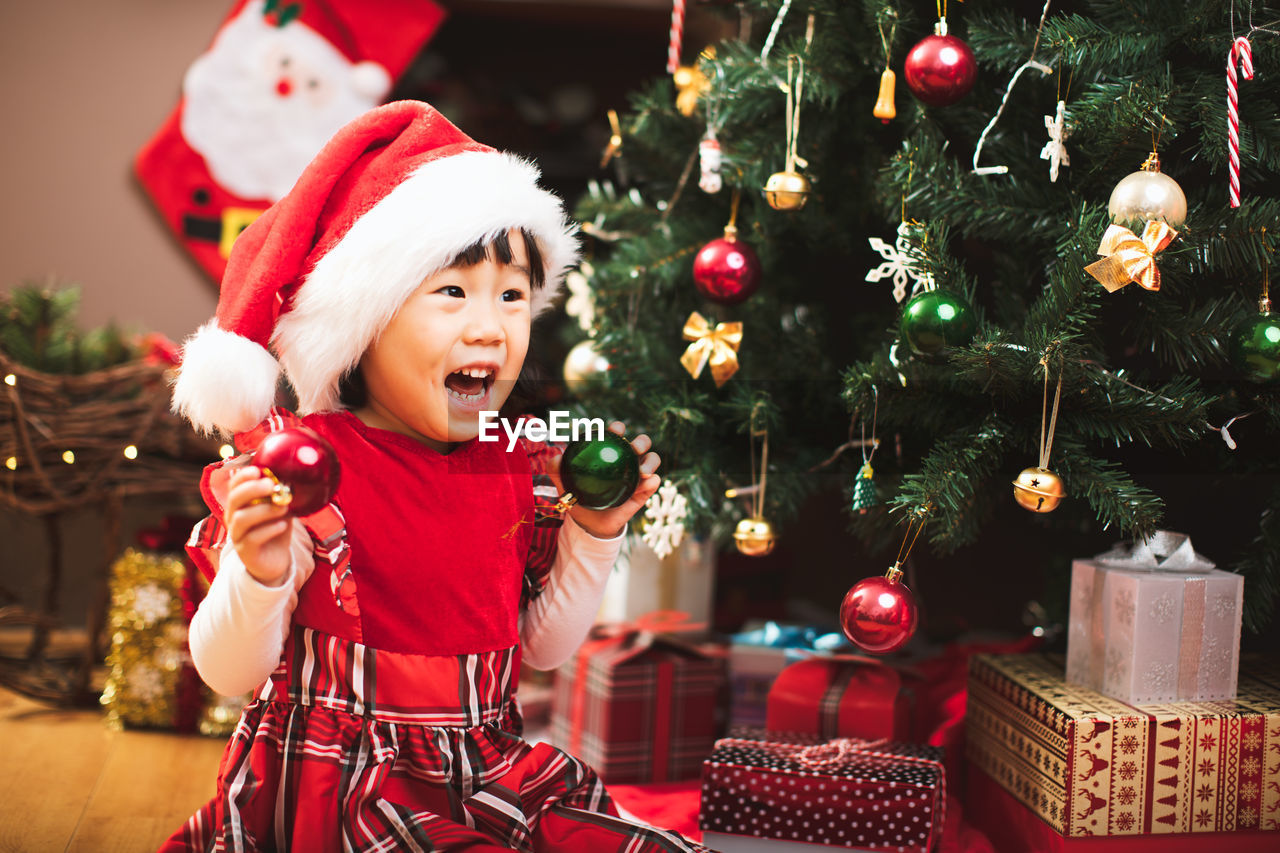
[164,101,710,853]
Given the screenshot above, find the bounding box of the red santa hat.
[171,99,577,436]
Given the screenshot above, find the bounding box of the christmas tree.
[568,0,1280,636]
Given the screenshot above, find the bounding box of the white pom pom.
[350,61,391,100]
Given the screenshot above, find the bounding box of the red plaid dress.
[162,410,709,853]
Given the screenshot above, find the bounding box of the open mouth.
[444,365,496,405]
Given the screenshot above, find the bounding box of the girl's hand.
[225,465,293,587]
[551,421,660,540]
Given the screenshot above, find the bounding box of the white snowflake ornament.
[1040,99,1070,183]
[866,222,934,303]
[641,481,688,559]
[564,263,597,334]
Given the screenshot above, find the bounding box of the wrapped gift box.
[598,533,716,625]
[966,653,1280,841]
[550,619,725,784]
[700,729,945,852]
[729,623,848,727]
[766,656,913,741]
[1065,532,1242,704]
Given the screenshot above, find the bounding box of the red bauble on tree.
[839,566,918,653]
[693,225,761,305]
[254,426,341,517]
[903,19,976,107]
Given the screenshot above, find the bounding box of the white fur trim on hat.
[273,149,578,416]
[171,320,283,435]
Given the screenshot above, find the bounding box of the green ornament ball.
[559,431,640,510]
[900,288,977,358]
[1231,312,1280,383]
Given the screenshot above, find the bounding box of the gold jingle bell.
[1012,466,1065,513]
[764,170,810,211]
[733,516,777,556]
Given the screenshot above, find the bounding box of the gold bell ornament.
[728,406,777,556]
[1013,353,1066,513]
[764,54,810,211]
[733,516,778,557]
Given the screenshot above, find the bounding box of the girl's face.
[356,231,533,452]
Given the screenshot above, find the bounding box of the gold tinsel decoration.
[100,548,190,729]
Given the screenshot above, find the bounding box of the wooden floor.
[0,684,226,853]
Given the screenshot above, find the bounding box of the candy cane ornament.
[1227,36,1254,208]
[667,0,686,74]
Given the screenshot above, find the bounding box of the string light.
[123,445,139,460]
[62,450,75,464]
[3,374,14,386]
[4,457,15,470]
[218,444,236,459]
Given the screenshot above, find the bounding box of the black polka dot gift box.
[700,728,945,852]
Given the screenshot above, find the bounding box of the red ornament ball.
[692,233,761,305]
[903,32,977,107]
[839,574,918,653]
[254,426,341,517]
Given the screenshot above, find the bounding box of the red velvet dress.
[161,410,708,853]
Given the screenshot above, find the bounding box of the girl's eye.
[501,289,527,302]
[437,285,465,298]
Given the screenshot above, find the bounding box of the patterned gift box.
[700,729,945,852]
[1065,532,1242,704]
[550,616,726,784]
[966,653,1280,839]
[766,657,913,741]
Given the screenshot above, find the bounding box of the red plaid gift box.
[550,613,726,784]
[700,729,945,852]
[767,656,913,742]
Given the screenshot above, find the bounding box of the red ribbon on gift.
[568,610,706,780]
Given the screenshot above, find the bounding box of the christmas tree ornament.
[734,516,778,557]
[903,7,976,108]
[840,568,917,653]
[667,0,686,75]
[764,55,810,211]
[694,194,762,304]
[1231,270,1280,382]
[867,221,934,303]
[555,430,640,512]
[1227,37,1254,208]
[563,338,610,394]
[850,462,881,513]
[642,480,688,559]
[899,287,976,358]
[1012,353,1065,513]
[731,406,777,556]
[699,132,723,194]
[1084,220,1177,293]
[873,11,898,123]
[1040,99,1070,182]
[254,426,341,517]
[1107,152,1187,228]
[681,311,743,387]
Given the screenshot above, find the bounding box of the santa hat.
[172,99,578,436]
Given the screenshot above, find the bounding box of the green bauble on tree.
[899,287,976,358]
[555,431,640,511]
[1231,308,1280,383]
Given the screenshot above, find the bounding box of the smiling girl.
[163,101,708,853]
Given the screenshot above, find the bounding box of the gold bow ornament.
[1084,220,1177,293]
[681,311,742,387]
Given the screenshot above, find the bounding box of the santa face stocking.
[135,0,445,282]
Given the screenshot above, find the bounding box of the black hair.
[337,227,546,409]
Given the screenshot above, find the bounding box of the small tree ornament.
[1108,151,1187,229]
[764,54,810,210]
[555,431,640,512]
[873,11,898,123]
[900,286,977,359]
[563,338,610,394]
[1012,353,1066,513]
[903,2,976,107]
[253,426,341,517]
[730,407,777,557]
[850,387,882,514]
[1040,99,1070,182]
[867,222,934,303]
[641,480,688,559]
